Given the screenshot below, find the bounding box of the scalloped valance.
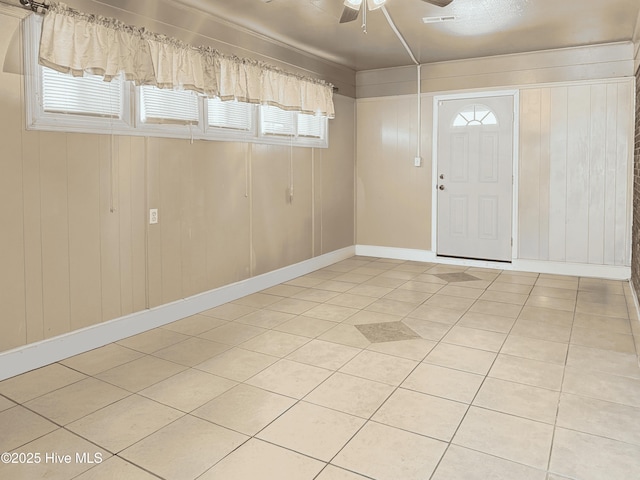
[37,2,335,118]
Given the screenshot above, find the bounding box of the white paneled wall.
[518,79,634,266]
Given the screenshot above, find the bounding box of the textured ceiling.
[168,0,640,71]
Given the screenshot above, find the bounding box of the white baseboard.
[0,246,355,381]
[355,245,631,279]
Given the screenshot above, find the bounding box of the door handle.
[438,185,445,190]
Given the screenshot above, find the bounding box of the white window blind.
[139,86,199,124]
[42,67,122,118]
[297,113,324,138]
[208,98,253,130]
[261,105,296,136]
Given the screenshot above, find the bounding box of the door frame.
[431,90,520,262]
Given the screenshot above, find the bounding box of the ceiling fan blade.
[339,5,361,23]
[421,0,454,6]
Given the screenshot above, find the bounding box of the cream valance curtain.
[38,2,335,118]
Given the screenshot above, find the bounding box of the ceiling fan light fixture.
[366,0,387,10]
[343,0,362,10]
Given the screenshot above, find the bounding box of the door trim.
[432,90,520,261]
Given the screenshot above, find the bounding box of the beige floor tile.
[535,278,578,290]
[401,317,452,341]
[67,394,183,453]
[457,311,516,333]
[501,335,568,364]
[0,395,14,412]
[200,303,257,320]
[473,377,560,424]
[577,290,627,306]
[424,343,497,375]
[198,321,266,345]
[424,294,476,313]
[339,350,417,386]
[302,303,359,322]
[518,306,574,326]
[234,309,295,329]
[530,286,577,300]
[406,304,464,325]
[432,444,547,480]
[293,288,341,303]
[511,318,572,343]
[570,326,636,354]
[60,343,144,376]
[266,297,320,314]
[442,325,507,352]
[496,273,538,285]
[198,438,324,480]
[573,312,631,334]
[0,364,86,403]
[526,295,575,312]
[195,347,278,381]
[95,355,187,392]
[562,367,640,408]
[274,315,337,338]
[161,314,227,336]
[305,372,394,418]
[489,354,564,390]
[0,406,57,452]
[232,292,282,308]
[402,363,484,403]
[427,264,468,274]
[557,393,640,446]
[453,406,553,469]
[0,428,111,480]
[261,284,307,297]
[318,323,371,348]
[550,428,640,480]
[120,415,247,480]
[316,465,371,480]
[365,298,417,316]
[367,338,436,361]
[364,276,407,289]
[438,285,484,299]
[332,273,375,284]
[246,359,332,398]
[373,388,467,441]
[315,280,361,293]
[116,328,190,354]
[24,377,129,425]
[345,284,394,298]
[398,280,444,294]
[487,281,534,295]
[479,290,529,305]
[469,300,523,318]
[240,330,310,357]
[74,456,158,480]
[344,310,403,326]
[139,369,236,412]
[286,340,361,370]
[257,401,365,461]
[326,293,377,309]
[152,337,231,366]
[333,421,447,480]
[379,269,419,280]
[575,300,628,319]
[286,276,326,287]
[566,344,640,380]
[193,384,295,435]
[382,288,432,304]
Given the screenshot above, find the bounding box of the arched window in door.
[452,104,498,127]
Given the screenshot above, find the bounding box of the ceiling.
[166,0,640,72]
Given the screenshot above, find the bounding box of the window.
[453,105,498,127]
[23,14,329,147]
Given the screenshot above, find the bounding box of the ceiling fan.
[340,0,454,24]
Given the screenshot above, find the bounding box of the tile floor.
[1,256,640,480]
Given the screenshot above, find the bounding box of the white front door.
[436,95,514,262]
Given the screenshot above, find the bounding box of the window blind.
[139,86,199,124]
[208,98,253,130]
[42,67,122,118]
[261,105,296,136]
[297,113,324,138]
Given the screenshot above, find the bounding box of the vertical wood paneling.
[518,89,541,259]
[538,89,551,260]
[548,87,569,262]
[603,84,619,265]
[118,137,134,315]
[587,85,607,264]
[146,140,163,308]
[614,82,632,265]
[67,134,102,330]
[565,85,591,263]
[39,132,71,338]
[99,136,122,321]
[130,137,147,312]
